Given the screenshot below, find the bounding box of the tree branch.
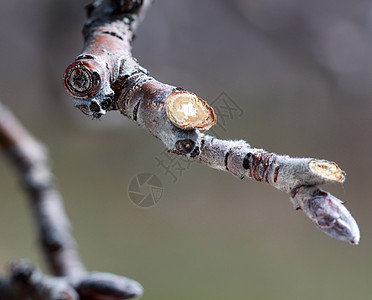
[63,0,359,246]
[0,102,84,277]
[0,101,143,299]
[0,260,142,300]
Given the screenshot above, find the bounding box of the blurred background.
[0,0,372,299]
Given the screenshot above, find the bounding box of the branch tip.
[293,187,360,245]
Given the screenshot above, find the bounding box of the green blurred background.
[1,0,372,299]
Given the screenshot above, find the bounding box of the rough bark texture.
[63,0,360,245]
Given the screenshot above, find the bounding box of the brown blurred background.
[1,0,372,299]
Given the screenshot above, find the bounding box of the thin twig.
[0,102,84,277]
[63,0,360,244]
[0,101,143,299]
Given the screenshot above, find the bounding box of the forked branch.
[0,102,143,299]
[63,0,359,246]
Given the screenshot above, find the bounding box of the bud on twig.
[292,186,360,245]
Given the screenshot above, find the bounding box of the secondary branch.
[0,102,84,277]
[0,101,143,299]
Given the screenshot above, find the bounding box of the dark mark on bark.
[243,153,251,169]
[224,151,230,170]
[261,153,273,184]
[76,54,95,61]
[132,101,140,121]
[175,87,187,92]
[274,166,280,183]
[290,186,302,198]
[252,153,262,182]
[101,96,113,110]
[265,156,276,184]
[89,102,100,113]
[190,146,200,158]
[101,31,124,41]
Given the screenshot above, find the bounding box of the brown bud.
[165,91,216,132]
[63,60,103,98]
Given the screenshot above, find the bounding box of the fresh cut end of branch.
[165,91,216,132]
[309,160,346,183]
